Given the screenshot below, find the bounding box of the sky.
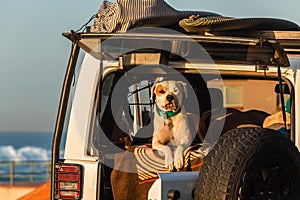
[0,0,300,132]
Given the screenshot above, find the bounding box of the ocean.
[0,131,53,183]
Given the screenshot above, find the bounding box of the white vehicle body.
[51,29,300,200]
[57,53,300,199]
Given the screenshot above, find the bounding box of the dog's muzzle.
[164,95,179,111]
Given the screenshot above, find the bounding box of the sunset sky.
[0,0,299,132]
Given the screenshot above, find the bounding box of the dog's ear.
[178,81,188,98]
[150,83,156,101]
[151,77,164,101]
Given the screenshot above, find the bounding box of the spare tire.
[194,128,300,200]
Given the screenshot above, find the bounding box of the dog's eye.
[159,89,166,94]
[173,88,179,93]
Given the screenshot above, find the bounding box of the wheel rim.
[237,158,294,200]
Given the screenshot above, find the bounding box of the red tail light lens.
[55,163,82,199]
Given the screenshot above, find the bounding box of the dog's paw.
[174,146,184,170]
[174,156,183,170]
[165,154,174,171]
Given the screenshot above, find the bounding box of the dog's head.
[151,79,187,112]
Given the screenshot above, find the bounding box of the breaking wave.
[0,145,51,161]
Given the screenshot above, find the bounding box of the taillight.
[55,163,82,199]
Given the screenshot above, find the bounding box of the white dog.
[151,79,192,171]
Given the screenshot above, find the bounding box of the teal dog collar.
[156,105,181,119]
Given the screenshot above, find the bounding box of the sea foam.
[0,145,51,161]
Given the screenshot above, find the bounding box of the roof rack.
[63,30,300,67]
[211,30,300,55]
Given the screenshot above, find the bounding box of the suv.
[51,8,300,200]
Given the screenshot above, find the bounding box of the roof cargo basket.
[63,30,291,67]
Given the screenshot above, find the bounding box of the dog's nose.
[166,95,174,101]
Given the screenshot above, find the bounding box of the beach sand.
[17,182,50,200]
[0,182,49,200]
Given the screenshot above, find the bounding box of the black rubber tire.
[194,128,300,200]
